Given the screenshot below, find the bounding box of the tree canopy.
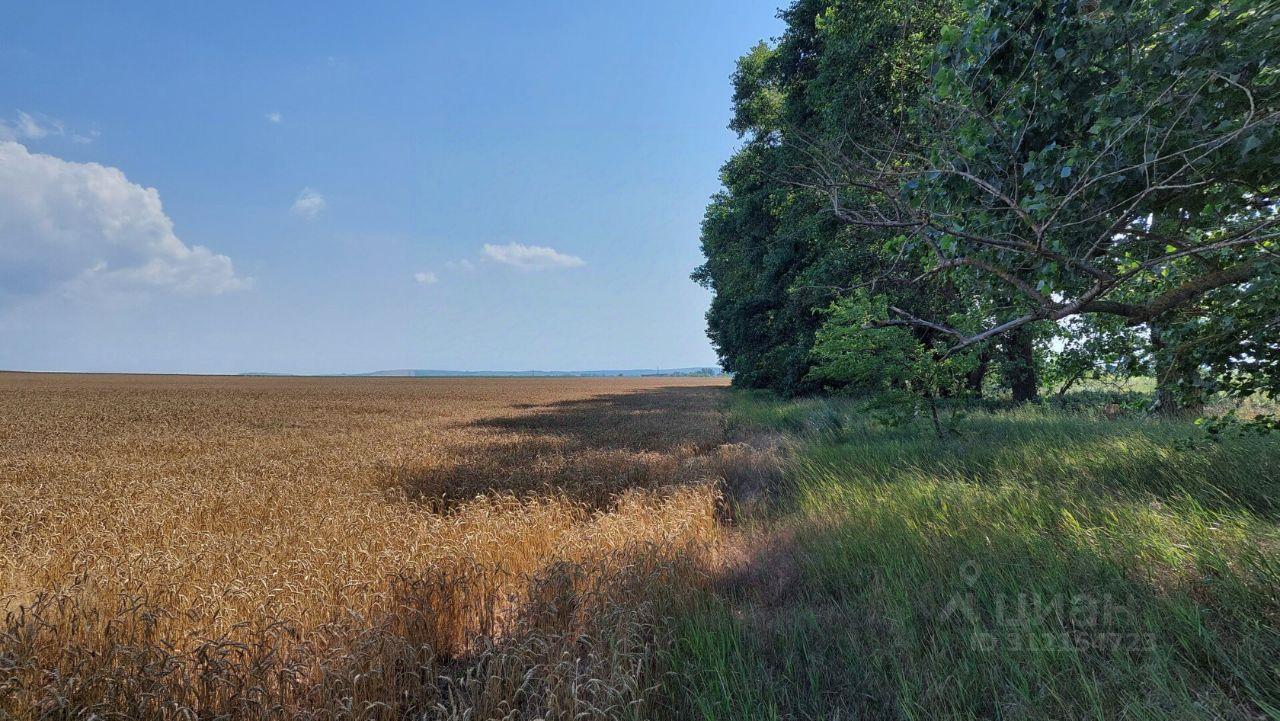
[697,0,1280,414]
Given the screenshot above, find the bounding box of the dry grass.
[0,373,733,719]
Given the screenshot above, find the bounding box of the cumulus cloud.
[482,242,585,271]
[291,187,325,219]
[413,270,438,285]
[0,141,247,302]
[444,259,476,272]
[265,111,283,124]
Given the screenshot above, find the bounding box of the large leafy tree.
[807,0,1280,412]
[694,39,858,392]
[697,0,961,395]
[695,138,848,391]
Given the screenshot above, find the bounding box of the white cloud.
[482,242,585,271]
[265,111,283,124]
[0,141,248,300]
[444,258,476,272]
[0,111,97,145]
[414,270,438,285]
[291,187,326,219]
[0,111,55,142]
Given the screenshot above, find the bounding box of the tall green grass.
[672,394,1280,720]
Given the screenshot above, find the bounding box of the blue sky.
[0,2,783,374]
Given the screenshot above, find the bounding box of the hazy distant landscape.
[233,367,724,378]
[355,367,724,378]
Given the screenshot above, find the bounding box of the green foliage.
[808,294,921,391]
[693,143,854,391]
[1047,315,1149,395]
[1197,410,1280,439]
[810,293,983,433]
[699,0,1280,415]
[696,0,961,395]
[902,0,1280,409]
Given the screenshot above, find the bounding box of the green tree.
[696,0,962,395]
[807,0,1279,413]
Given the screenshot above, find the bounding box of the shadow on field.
[3,509,704,719]
[469,385,726,452]
[390,385,739,512]
[292,544,703,718]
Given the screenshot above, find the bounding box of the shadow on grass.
[677,483,1280,720]
[665,394,1280,720]
[802,407,1280,520]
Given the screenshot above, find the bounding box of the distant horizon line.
[1,366,726,378]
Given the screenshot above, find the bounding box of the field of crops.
[9,372,1275,719]
[0,373,737,719]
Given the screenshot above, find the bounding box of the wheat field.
[0,373,737,719]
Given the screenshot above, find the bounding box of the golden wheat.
[0,373,735,719]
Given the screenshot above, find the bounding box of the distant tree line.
[695,0,1279,417]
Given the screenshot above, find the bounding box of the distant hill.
[357,368,723,378]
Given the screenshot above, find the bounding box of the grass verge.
[668,392,1280,720]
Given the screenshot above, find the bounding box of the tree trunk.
[1149,320,1204,417]
[1006,326,1038,404]
[966,348,990,397]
